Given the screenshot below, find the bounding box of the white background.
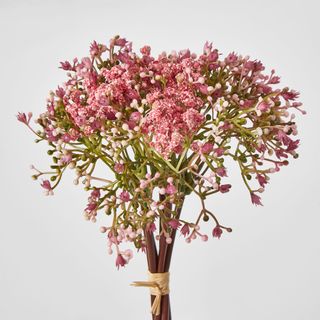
[1,0,319,319]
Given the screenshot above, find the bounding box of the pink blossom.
[191,141,200,152]
[146,222,156,233]
[114,37,127,47]
[256,174,267,188]
[86,202,97,212]
[59,60,73,71]
[60,153,72,165]
[277,130,292,146]
[41,180,52,191]
[168,219,181,230]
[219,184,232,193]
[286,139,299,152]
[212,226,223,239]
[257,101,271,112]
[124,249,133,260]
[180,223,190,237]
[119,190,130,202]
[114,163,125,174]
[251,193,263,206]
[90,40,107,57]
[17,112,32,125]
[140,45,151,56]
[165,184,177,195]
[21,36,304,263]
[216,167,227,177]
[213,147,224,157]
[201,142,214,154]
[129,111,141,123]
[281,89,299,101]
[55,86,65,99]
[91,189,101,199]
[17,112,28,124]
[115,254,127,269]
[225,52,238,64]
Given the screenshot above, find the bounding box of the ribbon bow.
[131,271,170,316]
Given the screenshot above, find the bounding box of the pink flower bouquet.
[18,35,304,320]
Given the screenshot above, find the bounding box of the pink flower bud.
[201,235,208,242]
[219,184,232,193]
[212,226,223,239]
[165,184,177,195]
[115,254,127,269]
[119,190,130,202]
[180,223,190,237]
[168,219,181,230]
[250,192,263,206]
[200,142,213,154]
[129,111,141,123]
[40,180,52,191]
[114,163,125,174]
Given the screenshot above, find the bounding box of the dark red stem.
[145,196,185,320]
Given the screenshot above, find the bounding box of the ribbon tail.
[151,294,161,316]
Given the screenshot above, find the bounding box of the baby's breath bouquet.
[18,36,304,320]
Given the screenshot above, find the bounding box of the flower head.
[212,226,223,239]
[251,193,263,206]
[168,219,181,230]
[115,253,127,269]
[119,190,130,202]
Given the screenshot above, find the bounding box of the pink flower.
[17,112,32,125]
[111,37,127,47]
[225,52,238,64]
[277,130,292,145]
[256,174,267,188]
[60,153,72,165]
[90,40,107,57]
[257,101,271,112]
[129,111,141,123]
[191,141,200,152]
[212,226,223,239]
[281,89,299,101]
[55,86,65,99]
[251,192,263,206]
[180,223,190,237]
[201,142,214,154]
[59,60,73,71]
[146,222,156,233]
[81,57,92,69]
[91,189,100,199]
[17,112,27,124]
[168,219,181,230]
[85,202,97,212]
[219,184,231,193]
[216,167,227,177]
[119,190,130,202]
[213,147,224,157]
[140,45,151,56]
[41,180,52,191]
[115,254,127,269]
[165,184,177,195]
[114,163,125,174]
[286,139,299,152]
[40,180,53,195]
[124,249,133,260]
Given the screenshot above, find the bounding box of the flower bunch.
[18,35,304,268]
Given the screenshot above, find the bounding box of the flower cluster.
[18,35,304,268]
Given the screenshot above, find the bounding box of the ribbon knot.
[131,271,170,316]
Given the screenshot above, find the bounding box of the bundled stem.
[145,197,185,320]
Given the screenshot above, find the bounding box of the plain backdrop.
[0,0,319,319]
